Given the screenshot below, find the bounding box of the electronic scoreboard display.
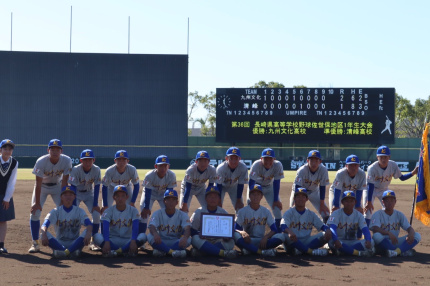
[216,88,395,144]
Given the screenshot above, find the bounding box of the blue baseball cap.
[249,184,263,193]
[113,185,128,194]
[61,185,76,195]
[196,151,210,160]
[341,191,356,202]
[294,187,308,197]
[205,186,221,197]
[48,139,62,149]
[155,155,170,165]
[115,150,129,159]
[164,189,178,198]
[382,190,396,199]
[377,146,390,156]
[261,148,275,158]
[307,150,321,159]
[346,155,360,165]
[80,149,95,159]
[0,139,15,148]
[226,147,241,157]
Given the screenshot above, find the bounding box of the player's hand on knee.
[406,233,414,244]
[334,240,342,249]
[388,232,398,245]
[272,200,282,211]
[92,206,101,214]
[259,237,268,249]
[141,209,151,219]
[320,202,329,214]
[102,241,111,254]
[179,237,187,248]
[41,233,49,246]
[154,233,162,245]
[129,240,138,254]
[180,203,189,213]
[364,202,373,213]
[365,240,372,249]
[324,230,332,241]
[30,203,42,215]
[101,206,108,214]
[235,200,244,211]
[83,233,92,246]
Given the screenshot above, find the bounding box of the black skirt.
[0,196,15,221]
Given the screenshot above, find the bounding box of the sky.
[1,1,429,126]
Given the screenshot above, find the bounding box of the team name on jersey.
[221,176,240,184]
[379,222,401,231]
[44,170,65,177]
[144,180,170,190]
[109,178,132,185]
[342,182,359,191]
[336,222,359,231]
[243,217,268,226]
[190,177,209,184]
[57,219,81,228]
[157,224,183,234]
[303,178,321,187]
[289,221,314,231]
[110,218,133,228]
[368,174,394,183]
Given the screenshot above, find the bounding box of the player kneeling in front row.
[147,190,191,258]
[281,188,331,256]
[190,186,237,258]
[40,186,92,258]
[94,185,146,257]
[370,190,421,257]
[234,184,284,257]
[328,191,374,257]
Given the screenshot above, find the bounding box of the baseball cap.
[48,139,62,149]
[115,150,129,159]
[164,189,178,199]
[80,149,95,159]
[205,186,221,197]
[226,147,241,157]
[377,146,391,156]
[0,139,15,148]
[261,148,275,158]
[61,185,76,195]
[113,185,128,194]
[249,184,263,193]
[341,191,356,202]
[155,155,170,165]
[294,187,308,197]
[346,155,360,165]
[196,151,210,160]
[382,190,396,199]
[307,150,321,159]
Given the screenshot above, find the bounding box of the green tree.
[251,80,285,88]
[188,91,216,136]
[395,94,429,138]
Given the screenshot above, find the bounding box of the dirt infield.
[1,181,429,286]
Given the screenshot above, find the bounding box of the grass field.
[16,168,415,185]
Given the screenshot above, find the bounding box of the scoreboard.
[216,88,395,144]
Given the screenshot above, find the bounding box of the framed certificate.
[200,213,235,239]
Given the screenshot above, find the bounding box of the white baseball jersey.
[68,164,102,192]
[328,209,367,240]
[149,209,191,240]
[216,161,249,187]
[366,160,402,191]
[370,209,411,238]
[281,208,325,239]
[142,169,177,199]
[102,164,140,191]
[181,164,217,191]
[32,154,72,184]
[101,204,140,239]
[249,160,284,187]
[292,163,329,192]
[236,205,275,239]
[329,168,367,193]
[44,205,89,241]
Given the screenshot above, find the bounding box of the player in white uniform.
[234,184,284,256]
[180,151,217,213]
[101,150,140,210]
[329,155,367,213]
[281,188,331,256]
[68,149,102,251]
[370,190,421,257]
[216,147,248,211]
[139,155,177,234]
[94,185,147,257]
[29,139,73,253]
[248,148,284,231]
[40,186,92,258]
[327,191,374,257]
[147,189,191,258]
[290,150,330,222]
[190,186,237,258]
[364,146,418,226]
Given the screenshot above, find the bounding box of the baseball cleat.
[190,248,202,257]
[53,250,68,259]
[261,248,277,257]
[293,248,303,256]
[386,250,398,258]
[88,242,101,251]
[241,248,251,256]
[28,242,40,253]
[102,250,118,258]
[172,250,187,258]
[152,249,166,257]
[400,249,416,257]
[70,250,82,258]
[358,250,373,257]
[312,248,328,256]
[223,250,237,259]
[0,247,8,254]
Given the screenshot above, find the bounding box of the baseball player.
[248,148,284,231]
[234,184,284,256]
[40,186,92,258]
[94,185,147,257]
[216,147,248,211]
[290,150,330,222]
[29,139,72,253]
[68,149,102,251]
[329,155,367,213]
[364,146,418,226]
[327,191,374,257]
[0,139,18,254]
[180,151,217,213]
[190,186,237,258]
[370,190,421,257]
[139,155,177,234]
[101,150,140,211]
[147,189,191,258]
[281,188,331,256]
